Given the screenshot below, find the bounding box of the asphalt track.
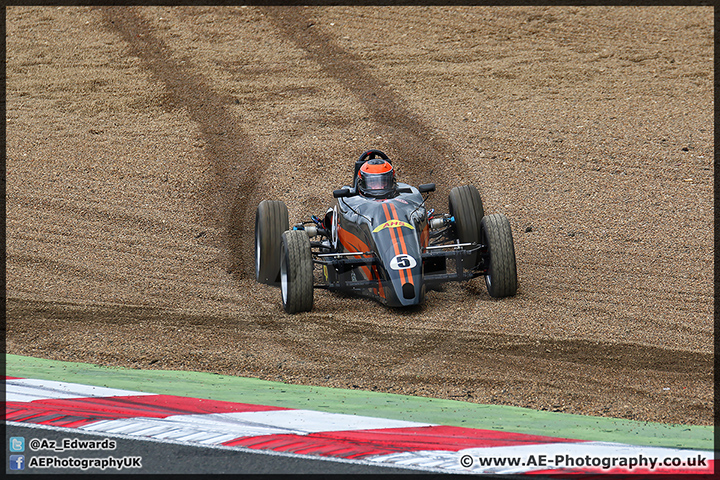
[4,355,713,476]
[5,424,427,475]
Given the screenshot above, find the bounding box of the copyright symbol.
[460,454,474,468]
[30,438,41,450]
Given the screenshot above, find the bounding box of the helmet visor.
[364,172,394,190]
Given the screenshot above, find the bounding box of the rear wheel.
[481,213,517,298]
[280,230,314,314]
[449,185,485,269]
[255,200,289,285]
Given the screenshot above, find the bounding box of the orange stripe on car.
[420,223,429,249]
[381,203,406,284]
[389,203,414,286]
[383,203,414,286]
[372,265,385,298]
[337,226,373,280]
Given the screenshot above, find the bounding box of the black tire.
[255,200,289,285]
[448,185,485,269]
[280,230,314,314]
[481,213,517,298]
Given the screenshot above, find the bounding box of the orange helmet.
[358,159,396,198]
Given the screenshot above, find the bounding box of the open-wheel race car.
[255,150,517,313]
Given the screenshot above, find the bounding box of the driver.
[357,159,396,198]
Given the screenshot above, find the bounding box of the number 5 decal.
[390,254,417,270]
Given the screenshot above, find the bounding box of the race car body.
[330,182,427,307]
[255,150,517,313]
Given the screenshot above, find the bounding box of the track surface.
[7,423,423,475]
[6,6,714,426]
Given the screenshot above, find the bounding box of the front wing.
[313,244,485,291]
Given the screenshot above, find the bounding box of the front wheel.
[280,230,314,314]
[481,213,517,298]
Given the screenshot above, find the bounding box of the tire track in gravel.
[259,6,479,370]
[9,297,712,378]
[100,7,263,278]
[99,7,469,377]
[8,298,713,423]
[261,6,468,197]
